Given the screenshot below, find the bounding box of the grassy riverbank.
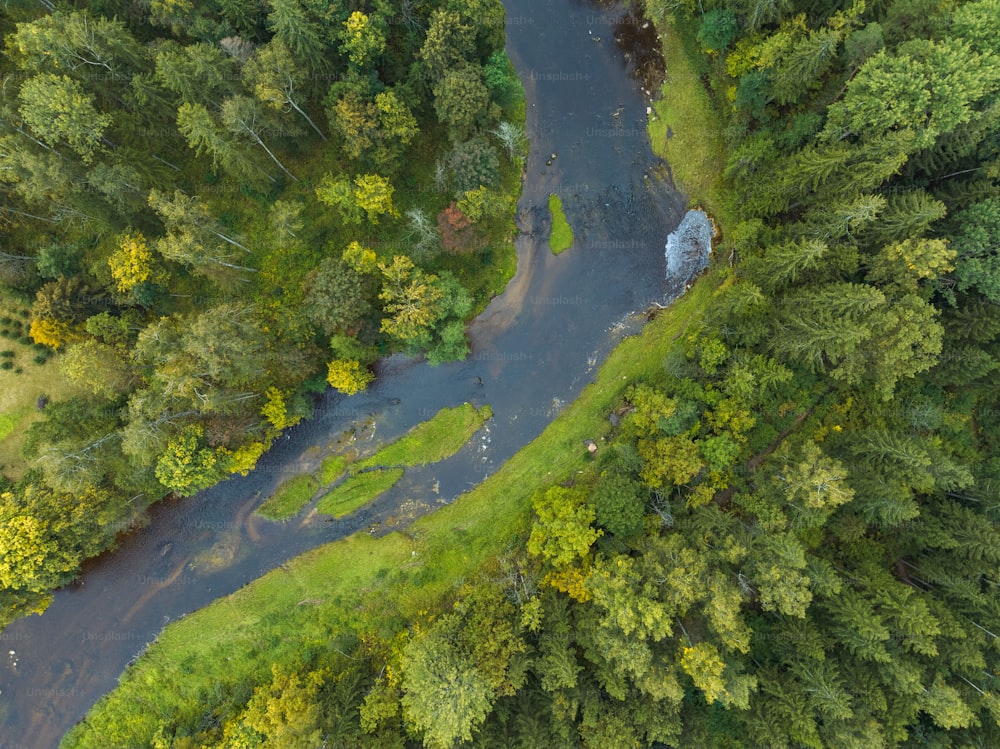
[353,403,493,471]
[254,403,493,521]
[647,18,731,224]
[316,467,405,517]
[254,475,321,521]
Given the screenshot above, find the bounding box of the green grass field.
[353,403,492,472]
[0,406,29,443]
[0,295,78,480]
[315,467,406,518]
[547,193,574,254]
[254,474,321,520]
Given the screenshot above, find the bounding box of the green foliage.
[0,483,127,599]
[821,38,1000,151]
[316,173,397,224]
[18,73,112,163]
[952,198,1000,303]
[267,0,326,70]
[326,358,375,395]
[154,425,223,496]
[591,472,645,537]
[400,585,526,747]
[447,136,500,194]
[0,487,83,595]
[433,65,495,142]
[240,666,327,748]
[527,486,601,569]
[419,9,476,81]
[377,255,445,343]
[697,9,738,53]
[354,403,492,470]
[315,467,404,518]
[484,51,524,109]
[255,474,320,520]
[244,39,326,140]
[547,193,574,254]
[341,11,385,70]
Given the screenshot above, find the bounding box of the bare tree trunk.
[290,99,326,141]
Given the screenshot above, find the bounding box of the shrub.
[697,9,738,52]
[447,137,499,194]
[591,473,646,537]
[437,203,482,254]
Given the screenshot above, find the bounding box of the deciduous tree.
[18,74,111,163]
[154,424,222,496]
[326,359,374,395]
[108,230,157,294]
[341,11,385,69]
[377,256,444,344]
[244,39,326,140]
[433,65,494,142]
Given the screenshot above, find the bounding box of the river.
[0,2,695,746]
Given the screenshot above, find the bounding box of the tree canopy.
[0,0,521,630]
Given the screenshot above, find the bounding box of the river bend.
[0,2,693,746]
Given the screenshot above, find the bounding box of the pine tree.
[861,190,947,246]
[18,74,112,164]
[266,0,327,70]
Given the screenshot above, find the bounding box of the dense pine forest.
[474,0,1000,743]
[495,0,1000,743]
[0,0,524,629]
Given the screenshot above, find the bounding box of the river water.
[0,2,697,746]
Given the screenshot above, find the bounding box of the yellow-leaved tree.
[326,359,374,395]
[109,230,156,293]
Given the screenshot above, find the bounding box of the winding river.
[0,2,700,746]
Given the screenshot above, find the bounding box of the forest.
[0,0,525,629]
[64,0,1000,746]
[11,0,1000,745]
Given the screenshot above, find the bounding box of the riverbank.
[647,15,732,226]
